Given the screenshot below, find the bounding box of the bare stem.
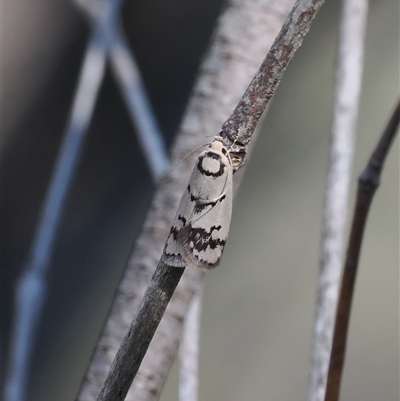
[324,99,400,401]
[222,0,325,164]
[309,1,369,399]
[179,283,204,401]
[97,262,185,401]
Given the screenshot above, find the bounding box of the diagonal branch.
[222,0,325,150]
[324,99,400,401]
[75,0,169,180]
[96,1,326,400]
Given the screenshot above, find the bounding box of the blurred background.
[2,1,398,400]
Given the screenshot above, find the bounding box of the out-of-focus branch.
[4,2,123,401]
[324,99,400,401]
[95,1,326,400]
[75,0,169,180]
[109,33,169,180]
[179,283,204,401]
[308,1,369,400]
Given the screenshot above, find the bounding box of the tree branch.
[95,1,326,400]
[75,1,298,400]
[221,0,325,159]
[324,99,400,401]
[309,1,369,399]
[98,262,185,401]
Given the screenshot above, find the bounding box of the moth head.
[213,135,246,172]
[209,138,224,153]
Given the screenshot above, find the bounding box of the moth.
[162,136,233,270]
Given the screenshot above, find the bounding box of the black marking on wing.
[197,152,226,177]
[189,190,226,207]
[183,225,226,252]
[162,245,185,267]
[168,226,180,241]
[168,215,187,242]
[193,195,226,214]
[194,203,210,214]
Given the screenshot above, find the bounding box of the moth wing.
[162,183,193,267]
[162,162,209,267]
[177,163,233,270]
[162,139,233,269]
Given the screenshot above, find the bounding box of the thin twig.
[97,1,326,400]
[98,262,185,401]
[109,32,169,180]
[324,99,400,401]
[221,0,325,157]
[4,2,123,400]
[308,1,369,400]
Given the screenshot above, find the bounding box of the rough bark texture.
[221,0,325,166]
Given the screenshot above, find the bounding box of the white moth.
[163,136,233,270]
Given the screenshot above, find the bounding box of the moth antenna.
[196,171,230,205]
[160,142,210,181]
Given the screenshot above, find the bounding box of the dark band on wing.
[188,225,226,252]
[178,215,187,225]
[168,214,187,241]
[193,194,226,214]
